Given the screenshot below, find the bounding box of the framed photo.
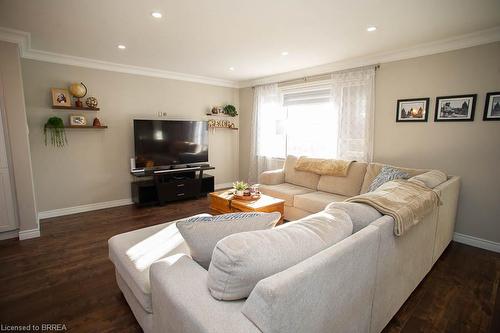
[69,115,87,126]
[483,91,500,121]
[396,98,429,122]
[435,94,476,122]
[51,88,71,107]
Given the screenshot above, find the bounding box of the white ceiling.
[1,0,499,85]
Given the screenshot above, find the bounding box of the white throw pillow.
[207,210,353,300]
[408,170,447,188]
[176,212,280,269]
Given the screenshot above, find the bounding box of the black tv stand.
[131,166,215,206]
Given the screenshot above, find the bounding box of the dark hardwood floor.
[0,197,498,332]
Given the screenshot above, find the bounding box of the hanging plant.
[223,104,238,117]
[44,117,67,147]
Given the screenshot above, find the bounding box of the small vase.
[235,190,244,196]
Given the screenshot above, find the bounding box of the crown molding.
[0,26,238,88]
[2,26,499,89]
[239,26,500,88]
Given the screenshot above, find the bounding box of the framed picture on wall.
[51,88,72,107]
[483,91,500,121]
[434,94,476,121]
[396,98,429,122]
[69,115,87,127]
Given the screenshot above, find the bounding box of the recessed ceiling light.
[367,26,377,32]
[151,12,162,19]
[117,44,126,49]
[229,67,235,71]
[281,51,289,56]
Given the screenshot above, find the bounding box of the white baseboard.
[38,198,133,220]
[215,182,234,190]
[18,228,40,240]
[38,183,234,220]
[0,230,19,240]
[453,232,500,253]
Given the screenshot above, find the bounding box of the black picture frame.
[483,91,500,121]
[396,98,429,122]
[434,94,476,122]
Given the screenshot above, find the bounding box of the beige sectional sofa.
[108,155,460,333]
[259,155,432,221]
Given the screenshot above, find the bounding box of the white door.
[0,103,17,232]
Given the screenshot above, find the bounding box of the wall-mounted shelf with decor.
[65,125,108,129]
[205,113,236,118]
[52,106,100,111]
[45,125,108,129]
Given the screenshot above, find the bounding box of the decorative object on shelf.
[92,117,102,127]
[69,115,87,126]
[69,82,88,107]
[435,94,476,122]
[223,104,238,117]
[232,181,249,196]
[396,98,429,122]
[51,88,72,107]
[210,106,221,114]
[483,91,500,121]
[208,119,237,130]
[85,96,98,109]
[44,116,67,147]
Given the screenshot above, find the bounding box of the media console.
[131,166,215,206]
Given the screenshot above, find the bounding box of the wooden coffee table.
[209,190,285,225]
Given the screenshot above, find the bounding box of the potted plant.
[223,104,238,117]
[232,181,249,196]
[44,117,67,147]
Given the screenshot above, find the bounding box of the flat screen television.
[134,119,208,169]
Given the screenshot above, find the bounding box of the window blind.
[282,87,332,106]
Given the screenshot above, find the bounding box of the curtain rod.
[252,64,380,89]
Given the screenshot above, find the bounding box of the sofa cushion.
[368,166,410,192]
[108,216,206,313]
[176,212,280,269]
[408,170,447,188]
[207,210,353,300]
[317,162,368,196]
[360,163,428,194]
[325,202,382,233]
[283,155,320,190]
[294,191,348,213]
[259,183,314,206]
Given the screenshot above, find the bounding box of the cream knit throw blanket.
[294,157,354,177]
[346,179,441,236]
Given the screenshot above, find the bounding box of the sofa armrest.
[242,225,380,333]
[258,169,285,185]
[150,255,259,333]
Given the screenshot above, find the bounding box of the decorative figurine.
[85,96,98,109]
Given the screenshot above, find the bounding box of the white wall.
[374,42,500,243]
[22,59,239,213]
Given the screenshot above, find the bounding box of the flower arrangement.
[232,181,249,196]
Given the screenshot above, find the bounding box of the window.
[250,68,374,182]
[258,83,339,159]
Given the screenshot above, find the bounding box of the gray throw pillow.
[207,209,353,300]
[368,166,409,192]
[176,212,280,269]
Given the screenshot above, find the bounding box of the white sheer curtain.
[247,67,375,182]
[248,84,285,183]
[331,67,375,162]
